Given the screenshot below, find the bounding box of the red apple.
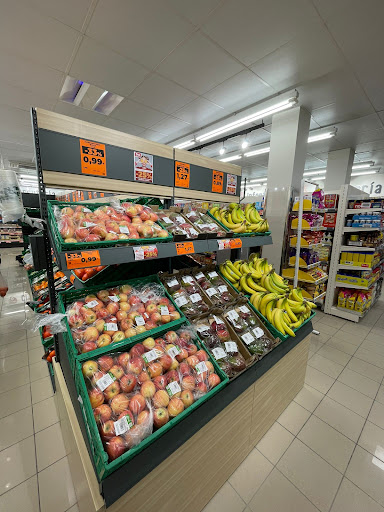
[96,308,109,319]
[75,227,89,240]
[100,420,116,440]
[147,362,162,379]
[137,410,150,425]
[161,315,171,324]
[104,381,121,400]
[107,302,119,315]
[109,365,124,380]
[82,341,97,353]
[186,344,198,356]
[106,436,126,461]
[181,375,195,390]
[117,352,130,368]
[82,360,98,378]
[96,334,111,348]
[196,381,207,394]
[130,345,146,358]
[165,331,178,344]
[176,348,188,362]
[97,290,110,302]
[153,390,170,408]
[88,388,104,408]
[112,331,125,343]
[196,350,209,362]
[68,314,84,328]
[179,362,191,376]
[93,404,112,424]
[124,327,137,338]
[120,373,137,393]
[116,310,128,322]
[167,397,184,417]
[208,373,221,389]
[119,302,131,312]
[128,357,144,375]
[110,393,130,415]
[83,327,99,343]
[95,319,106,333]
[117,410,135,425]
[166,369,179,383]
[186,355,199,368]
[153,407,169,428]
[180,390,194,408]
[150,312,161,324]
[140,381,156,398]
[153,375,167,390]
[145,320,157,331]
[98,355,114,372]
[142,337,155,350]
[129,394,146,415]
[138,371,150,384]
[159,354,173,371]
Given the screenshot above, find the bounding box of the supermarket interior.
[2,1,384,512]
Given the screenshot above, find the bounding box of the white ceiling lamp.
[60,76,90,106]
[303,169,327,176]
[174,139,195,149]
[244,147,271,157]
[93,91,124,116]
[352,161,374,170]
[219,143,226,155]
[241,138,249,149]
[307,129,337,143]
[220,155,241,162]
[246,177,268,183]
[196,96,298,142]
[351,170,378,177]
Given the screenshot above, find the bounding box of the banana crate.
[208,203,270,236]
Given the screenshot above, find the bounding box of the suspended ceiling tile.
[25,0,93,31]
[139,129,168,143]
[203,69,274,112]
[306,138,345,154]
[305,155,327,168]
[173,97,225,127]
[130,73,197,115]
[102,118,145,137]
[156,32,243,95]
[54,102,107,125]
[86,0,194,69]
[150,116,191,137]
[0,81,56,112]
[165,0,222,26]
[378,111,384,125]
[111,99,167,129]
[202,0,319,66]
[0,105,33,128]
[70,37,150,98]
[356,140,384,153]
[353,128,384,146]
[250,20,344,92]
[0,0,80,72]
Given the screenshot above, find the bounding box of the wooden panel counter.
[54,322,312,512]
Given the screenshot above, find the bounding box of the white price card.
[217,239,230,250]
[182,276,193,284]
[195,361,208,375]
[82,207,91,213]
[135,315,145,326]
[239,305,250,314]
[195,272,204,280]
[218,285,228,293]
[133,247,145,260]
[189,228,199,236]
[175,296,188,307]
[114,415,133,436]
[166,381,181,397]
[95,373,115,392]
[227,309,239,321]
[167,346,181,358]
[162,216,173,224]
[197,325,210,333]
[212,347,226,360]
[208,271,218,278]
[225,341,238,353]
[253,327,265,339]
[143,349,162,363]
[208,223,218,230]
[190,293,202,303]
[108,295,120,302]
[186,212,194,218]
[176,216,185,223]
[83,222,96,228]
[206,287,217,297]
[213,315,224,324]
[241,332,255,345]
[167,278,179,288]
[104,323,118,331]
[160,306,169,315]
[84,300,99,309]
[119,226,129,234]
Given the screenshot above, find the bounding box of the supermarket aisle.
[1,247,384,512]
[0,249,77,512]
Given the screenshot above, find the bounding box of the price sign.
[133,245,158,260]
[134,151,153,183]
[176,241,194,255]
[80,139,106,176]
[175,161,190,188]
[217,239,231,250]
[230,238,242,249]
[65,250,101,269]
[226,173,237,195]
[212,170,224,193]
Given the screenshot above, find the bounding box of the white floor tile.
[38,456,77,512]
[28,346,45,365]
[347,357,384,383]
[0,436,36,496]
[0,339,28,358]
[31,376,54,404]
[0,407,34,451]
[29,360,49,382]
[341,322,371,337]
[366,329,384,344]
[0,369,30,394]
[317,345,351,366]
[202,482,246,512]
[316,322,339,336]
[337,368,380,399]
[0,475,39,512]
[314,396,365,442]
[361,340,384,358]
[277,401,311,435]
[346,446,384,507]
[32,396,59,433]
[256,422,294,465]
[35,422,67,471]
[308,353,344,379]
[333,329,366,345]
[0,385,31,419]
[328,381,373,418]
[327,337,358,356]
[294,384,324,412]
[354,348,384,370]
[305,366,335,394]
[368,401,384,430]
[376,385,384,405]
[331,477,384,512]
[27,337,42,351]
[359,421,384,463]
[0,352,29,374]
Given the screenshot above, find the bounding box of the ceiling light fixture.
[196,96,298,142]
[60,76,90,106]
[351,170,378,176]
[244,147,271,157]
[174,139,195,149]
[352,161,374,170]
[246,177,268,183]
[220,155,241,162]
[219,143,226,155]
[241,138,249,149]
[307,130,337,143]
[303,169,327,176]
[93,91,124,115]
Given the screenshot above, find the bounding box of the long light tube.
[244,147,271,157]
[303,169,327,176]
[174,139,195,149]
[351,170,378,177]
[307,131,336,143]
[352,162,374,170]
[220,155,241,162]
[196,97,298,142]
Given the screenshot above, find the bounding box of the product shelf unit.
[345,208,383,215]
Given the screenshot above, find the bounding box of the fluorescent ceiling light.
[174,140,195,149]
[244,147,271,157]
[241,139,249,149]
[93,91,124,115]
[18,174,37,180]
[246,178,268,183]
[303,169,327,176]
[351,170,378,176]
[307,130,336,143]
[60,76,90,106]
[352,161,374,170]
[220,155,241,162]
[196,96,298,142]
[219,146,226,155]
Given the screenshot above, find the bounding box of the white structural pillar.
[324,148,354,190]
[263,106,311,272]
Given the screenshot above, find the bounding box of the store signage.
[133,245,158,260]
[217,239,231,250]
[175,241,194,255]
[134,151,153,183]
[226,174,237,195]
[212,170,224,193]
[175,161,190,188]
[65,250,101,269]
[230,238,242,249]
[79,139,106,176]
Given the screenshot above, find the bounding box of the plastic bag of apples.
[66,283,181,355]
[82,326,222,462]
[55,202,169,244]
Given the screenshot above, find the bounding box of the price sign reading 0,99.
[80,139,107,176]
[65,250,101,269]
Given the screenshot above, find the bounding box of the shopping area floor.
[1,248,384,512]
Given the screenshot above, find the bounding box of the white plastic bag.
[0,170,25,222]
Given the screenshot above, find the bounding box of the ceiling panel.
[0,1,80,72]
[86,0,194,69]
[250,19,344,92]
[130,73,197,115]
[165,0,222,26]
[111,99,167,129]
[102,118,145,137]
[54,102,108,125]
[139,129,168,143]
[150,116,191,137]
[156,32,244,95]
[203,69,274,112]
[173,97,225,128]
[0,81,56,112]
[70,37,150,97]
[25,0,93,31]
[202,0,319,66]
[355,140,384,153]
[305,137,345,155]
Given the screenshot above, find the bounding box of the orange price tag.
[65,250,101,269]
[80,139,106,176]
[230,238,242,249]
[175,162,190,188]
[175,241,194,255]
[212,170,224,193]
[69,274,75,284]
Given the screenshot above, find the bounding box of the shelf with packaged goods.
[288,261,321,270]
[337,264,374,271]
[291,226,329,232]
[331,306,368,321]
[345,208,383,215]
[334,278,381,290]
[340,245,378,252]
[343,226,382,232]
[285,275,328,285]
[313,291,327,301]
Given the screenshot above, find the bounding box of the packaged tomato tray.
[63,279,183,356]
[79,326,225,465]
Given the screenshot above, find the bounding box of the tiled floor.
[1,247,384,512]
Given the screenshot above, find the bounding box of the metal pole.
[31,107,60,362]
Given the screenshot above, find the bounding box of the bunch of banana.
[210,203,270,234]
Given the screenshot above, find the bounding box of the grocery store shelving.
[345,208,383,215]
[339,245,377,252]
[343,226,382,232]
[291,226,327,231]
[334,281,375,290]
[337,264,373,271]
[285,275,328,285]
[313,291,327,301]
[288,261,321,270]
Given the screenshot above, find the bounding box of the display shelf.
[343,226,382,232]
[285,275,328,285]
[334,281,374,290]
[337,264,373,271]
[313,291,327,301]
[345,208,383,215]
[288,261,321,270]
[291,226,327,231]
[52,235,273,271]
[331,306,367,321]
[289,242,322,249]
[340,245,377,252]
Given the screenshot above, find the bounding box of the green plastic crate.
[57,275,186,374]
[39,326,55,349]
[74,322,229,481]
[207,212,271,237]
[47,200,172,252]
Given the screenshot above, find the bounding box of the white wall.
[349,175,384,196]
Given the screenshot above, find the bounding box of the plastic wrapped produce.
[157,211,200,239]
[0,170,24,222]
[184,209,226,236]
[81,327,222,462]
[163,275,209,316]
[195,270,234,305]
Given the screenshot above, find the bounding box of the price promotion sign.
[65,250,101,269]
[175,241,194,255]
[226,173,237,195]
[175,162,190,188]
[217,239,231,250]
[133,245,158,260]
[134,151,153,183]
[212,170,224,193]
[230,238,242,249]
[80,139,106,176]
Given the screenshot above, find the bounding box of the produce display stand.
[31,107,313,512]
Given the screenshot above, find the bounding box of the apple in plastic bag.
[106,436,126,461]
[153,407,169,428]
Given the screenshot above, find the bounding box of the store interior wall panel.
[174,148,242,176]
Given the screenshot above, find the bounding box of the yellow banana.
[251,292,265,311]
[231,208,242,224]
[291,288,304,303]
[225,260,242,278]
[259,293,279,317]
[272,309,286,335]
[283,298,298,323]
[246,274,267,293]
[219,214,239,230]
[305,300,317,309]
[281,314,296,337]
[220,265,237,284]
[266,299,275,323]
[239,275,258,294]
